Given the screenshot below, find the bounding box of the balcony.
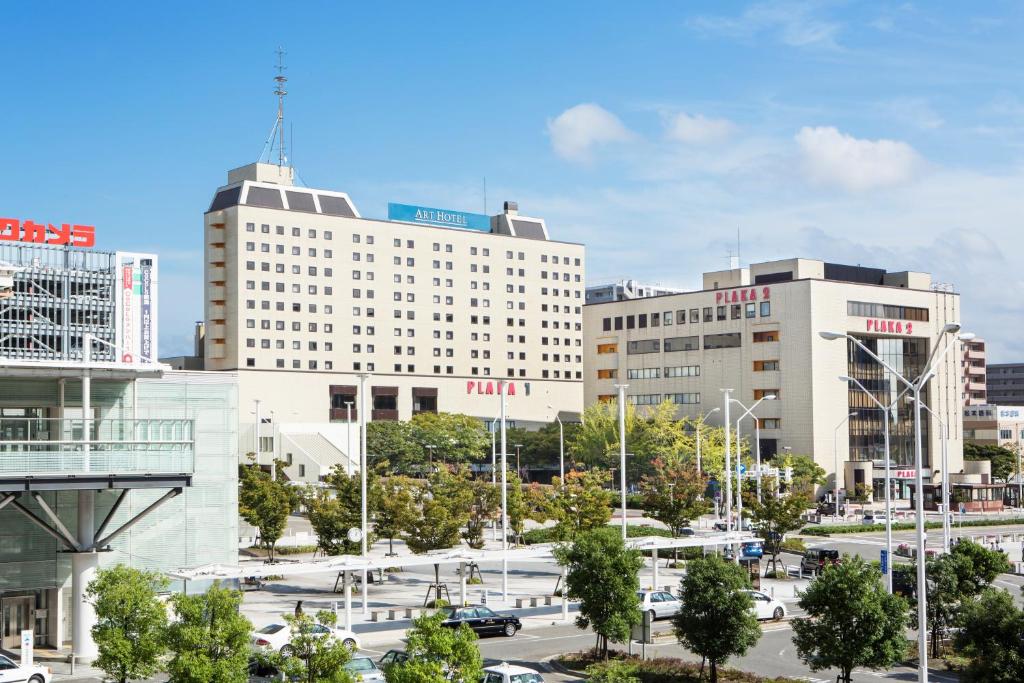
[208,246,226,262]
[0,418,194,482]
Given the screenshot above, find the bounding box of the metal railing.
[0,417,194,475]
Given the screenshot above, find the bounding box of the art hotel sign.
[387,203,491,232]
[1,217,96,247]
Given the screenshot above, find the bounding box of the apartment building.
[962,337,986,405]
[585,279,686,304]
[584,258,967,503]
[987,362,1024,405]
[204,163,585,475]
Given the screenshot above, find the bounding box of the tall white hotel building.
[203,163,584,478]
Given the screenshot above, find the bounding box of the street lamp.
[696,407,720,475]
[357,372,370,616]
[546,404,565,487]
[839,375,896,594]
[720,389,734,534]
[498,380,509,601]
[489,419,498,541]
[615,383,629,541]
[730,395,776,507]
[513,444,524,478]
[820,323,971,683]
[833,411,858,522]
[908,396,951,553]
[345,401,354,476]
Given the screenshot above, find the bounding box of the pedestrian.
[295,600,304,617]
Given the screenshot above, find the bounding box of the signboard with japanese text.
[115,252,158,363]
[0,217,95,247]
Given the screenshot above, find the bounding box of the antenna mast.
[274,47,288,168]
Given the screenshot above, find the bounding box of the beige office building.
[584,258,967,503]
[203,163,584,478]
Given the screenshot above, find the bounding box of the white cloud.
[546,103,634,163]
[664,113,736,144]
[689,2,841,49]
[795,126,921,192]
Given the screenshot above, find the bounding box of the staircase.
[280,431,354,482]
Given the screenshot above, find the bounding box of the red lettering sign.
[715,286,770,305]
[866,319,914,335]
[465,381,516,395]
[0,218,95,248]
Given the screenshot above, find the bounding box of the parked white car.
[482,663,545,683]
[863,511,892,525]
[0,654,52,683]
[742,590,786,621]
[637,590,682,620]
[345,656,385,682]
[250,621,360,655]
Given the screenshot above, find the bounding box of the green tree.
[275,611,355,683]
[569,400,636,471]
[963,442,1018,484]
[638,454,710,555]
[405,468,472,589]
[384,611,483,683]
[463,477,500,550]
[553,527,644,659]
[409,412,489,466]
[552,469,614,541]
[745,491,809,575]
[792,556,908,683]
[239,459,293,562]
[781,453,826,498]
[165,583,252,683]
[86,565,168,683]
[504,421,581,468]
[955,587,1024,683]
[306,466,378,556]
[673,555,761,683]
[367,420,421,473]
[374,475,419,555]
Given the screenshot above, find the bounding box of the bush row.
[800,517,1024,536]
[522,524,674,545]
[563,652,804,683]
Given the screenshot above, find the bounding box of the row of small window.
[246,243,329,258]
[601,302,771,332]
[596,330,780,356]
[245,300,336,314]
[246,357,335,370]
[630,393,701,405]
[541,271,582,282]
[247,320,334,332]
[246,281,333,295]
[847,301,929,322]
[247,339,333,351]
[246,224,336,240]
[541,369,582,379]
[626,365,702,380]
[246,265,333,279]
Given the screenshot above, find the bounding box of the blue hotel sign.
[387,203,491,232]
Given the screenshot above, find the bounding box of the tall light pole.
[357,373,370,616]
[547,404,565,487]
[910,397,951,553]
[821,323,972,683]
[615,383,629,541]
[833,411,858,522]
[254,398,262,468]
[696,407,720,475]
[490,419,498,541]
[731,395,776,506]
[720,389,733,533]
[514,444,524,478]
[840,375,895,594]
[499,380,509,601]
[345,401,354,476]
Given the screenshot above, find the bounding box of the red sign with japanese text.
[466,381,516,396]
[715,286,771,304]
[0,218,95,248]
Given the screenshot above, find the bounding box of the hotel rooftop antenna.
[259,47,289,167]
[274,47,288,168]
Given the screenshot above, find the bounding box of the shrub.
[780,537,806,553]
[574,653,806,682]
[801,517,1024,536]
[523,524,673,545]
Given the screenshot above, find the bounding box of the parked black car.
[378,649,410,667]
[799,548,840,576]
[439,605,521,636]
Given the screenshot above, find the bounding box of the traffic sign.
[738,464,747,475]
[880,549,889,575]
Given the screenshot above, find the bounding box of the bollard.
[770,586,774,598]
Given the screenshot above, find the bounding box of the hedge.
[562,652,804,683]
[800,517,1024,536]
[522,524,674,545]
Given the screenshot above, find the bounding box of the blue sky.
[4,2,1023,359]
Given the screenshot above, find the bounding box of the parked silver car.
[637,590,682,620]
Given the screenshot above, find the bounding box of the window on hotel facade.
[665,365,700,377]
[597,368,617,379]
[690,309,699,323]
[629,394,662,406]
[759,418,781,429]
[703,307,713,322]
[717,306,726,321]
[667,393,700,404]
[704,333,741,349]
[731,304,741,320]
[847,301,929,321]
[602,317,611,331]
[663,311,673,325]
[651,312,660,327]
[753,360,780,371]
[626,315,635,329]
[760,301,771,317]
[627,339,661,355]
[745,303,756,318]
[663,336,699,352]
[753,389,779,400]
[753,330,780,343]
[614,316,623,330]
[627,367,661,380]
[597,343,618,354]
